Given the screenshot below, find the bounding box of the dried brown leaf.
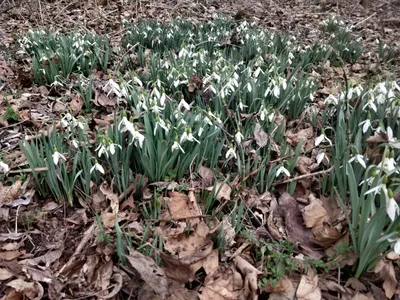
[198,165,214,187]
[6,279,43,299]
[125,247,168,298]
[199,267,244,300]
[373,260,397,298]
[0,267,14,280]
[70,94,83,115]
[161,191,202,225]
[206,182,231,201]
[296,273,321,300]
[234,255,262,298]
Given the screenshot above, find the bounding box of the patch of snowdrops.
[17,19,400,275]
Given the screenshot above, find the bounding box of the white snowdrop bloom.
[276,165,290,177]
[377,151,397,175]
[235,129,244,144]
[254,67,263,78]
[96,142,108,158]
[52,150,66,165]
[386,189,399,222]
[324,94,338,106]
[107,143,122,155]
[259,105,269,121]
[0,161,10,173]
[60,113,75,128]
[247,82,252,92]
[386,127,400,149]
[392,81,400,92]
[363,97,377,112]
[198,127,204,137]
[393,238,400,255]
[239,99,248,111]
[316,151,328,166]
[171,139,185,153]
[71,139,79,149]
[180,131,188,144]
[178,97,191,111]
[225,146,237,160]
[187,131,200,144]
[90,160,105,174]
[349,154,366,169]
[119,116,135,135]
[315,129,332,146]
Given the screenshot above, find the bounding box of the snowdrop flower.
[316,150,328,166]
[119,116,135,135]
[362,96,377,112]
[387,127,400,149]
[391,236,400,255]
[198,127,204,137]
[392,81,400,92]
[60,113,75,128]
[235,128,244,144]
[359,113,371,133]
[73,117,86,130]
[239,99,248,111]
[171,138,185,153]
[187,129,200,144]
[96,141,108,158]
[90,160,105,174]
[0,161,10,173]
[324,94,338,106]
[178,97,191,111]
[377,150,397,175]
[153,117,169,135]
[276,164,290,177]
[315,129,332,146]
[159,88,166,106]
[131,126,145,148]
[259,105,269,121]
[132,75,143,87]
[348,153,366,169]
[107,142,122,155]
[254,67,263,78]
[52,148,66,165]
[71,138,79,149]
[225,145,237,160]
[386,189,399,222]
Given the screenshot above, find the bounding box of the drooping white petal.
[387,197,399,222]
[394,239,400,255]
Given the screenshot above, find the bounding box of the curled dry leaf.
[0,179,23,206]
[234,256,262,299]
[296,272,321,300]
[6,278,44,299]
[198,165,214,187]
[321,280,353,299]
[125,247,169,298]
[161,191,202,226]
[345,278,367,292]
[206,182,231,201]
[373,260,397,299]
[279,192,323,259]
[302,196,342,248]
[70,94,83,115]
[199,267,244,300]
[0,267,14,280]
